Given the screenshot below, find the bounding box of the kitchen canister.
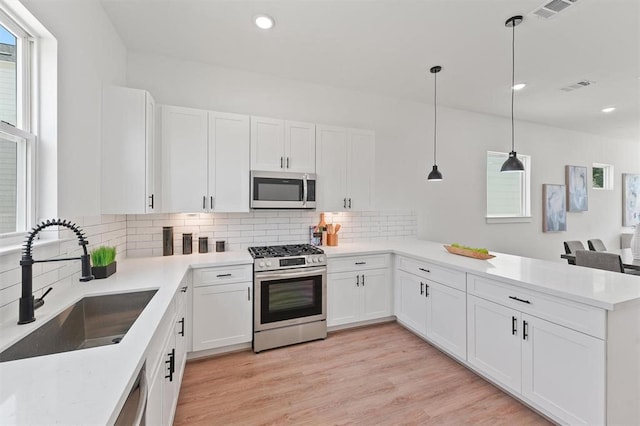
[199,236,208,253]
[162,227,173,256]
[182,233,193,255]
[216,240,225,252]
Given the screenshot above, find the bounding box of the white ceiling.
[101,0,640,140]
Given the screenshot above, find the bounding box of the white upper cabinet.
[161,105,249,213]
[161,105,209,213]
[316,125,374,211]
[101,86,158,214]
[250,116,315,173]
[208,112,250,212]
[285,120,316,173]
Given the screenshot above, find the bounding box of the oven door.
[254,266,326,331]
[250,171,316,209]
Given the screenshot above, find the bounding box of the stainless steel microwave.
[250,171,317,209]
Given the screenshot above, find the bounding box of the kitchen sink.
[0,289,157,363]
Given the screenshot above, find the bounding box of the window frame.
[0,8,37,241]
[485,150,532,223]
[592,163,614,191]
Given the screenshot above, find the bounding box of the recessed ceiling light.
[254,15,275,30]
[512,83,527,91]
[601,107,616,113]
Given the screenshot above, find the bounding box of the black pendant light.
[501,15,525,173]
[427,65,443,181]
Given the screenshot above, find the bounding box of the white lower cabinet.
[192,265,253,352]
[467,289,605,425]
[395,258,467,360]
[328,268,390,327]
[396,270,427,336]
[146,284,189,426]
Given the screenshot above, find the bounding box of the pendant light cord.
[511,22,515,152]
[433,70,437,163]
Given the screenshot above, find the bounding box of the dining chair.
[563,240,586,265]
[587,239,607,251]
[575,250,624,273]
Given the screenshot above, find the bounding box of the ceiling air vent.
[531,0,579,20]
[560,80,595,92]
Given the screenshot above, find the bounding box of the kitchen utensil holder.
[327,233,338,246]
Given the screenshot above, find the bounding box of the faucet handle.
[34,287,53,310]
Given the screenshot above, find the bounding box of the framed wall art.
[622,173,640,226]
[566,165,588,212]
[543,184,567,232]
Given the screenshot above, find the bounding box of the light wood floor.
[175,323,552,425]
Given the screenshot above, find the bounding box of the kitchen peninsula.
[1,240,639,425]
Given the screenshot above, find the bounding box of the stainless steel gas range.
[248,244,327,353]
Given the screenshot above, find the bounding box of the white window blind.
[486,151,531,218]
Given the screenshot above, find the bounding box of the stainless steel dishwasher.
[115,364,147,426]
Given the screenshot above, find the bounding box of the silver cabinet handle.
[303,174,308,206]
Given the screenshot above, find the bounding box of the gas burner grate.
[248,244,324,258]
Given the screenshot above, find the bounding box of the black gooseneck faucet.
[18,219,94,325]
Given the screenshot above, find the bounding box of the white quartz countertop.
[0,251,252,426]
[2,239,640,424]
[322,239,640,310]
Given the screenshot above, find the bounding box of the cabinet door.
[316,125,348,211]
[425,280,466,360]
[161,105,208,212]
[209,112,250,212]
[467,295,521,394]
[327,271,360,326]
[250,116,284,171]
[396,271,427,336]
[361,269,391,321]
[285,121,315,173]
[521,314,605,425]
[347,129,374,211]
[162,332,177,426]
[145,92,157,213]
[192,283,252,351]
[101,86,148,214]
[146,353,164,426]
[174,295,188,386]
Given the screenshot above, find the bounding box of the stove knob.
[311,257,318,263]
[266,261,272,267]
[259,261,266,268]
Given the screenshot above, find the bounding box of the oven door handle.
[255,266,326,280]
[302,174,308,206]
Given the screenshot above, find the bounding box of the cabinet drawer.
[193,264,253,287]
[327,254,389,273]
[468,274,606,339]
[397,257,466,291]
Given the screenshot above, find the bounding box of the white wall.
[127,52,639,261]
[21,0,127,218]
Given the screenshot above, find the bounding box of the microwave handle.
[303,174,308,206]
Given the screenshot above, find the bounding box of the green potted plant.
[91,246,117,279]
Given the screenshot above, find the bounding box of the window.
[0,11,35,236]
[486,151,531,222]
[592,163,613,190]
